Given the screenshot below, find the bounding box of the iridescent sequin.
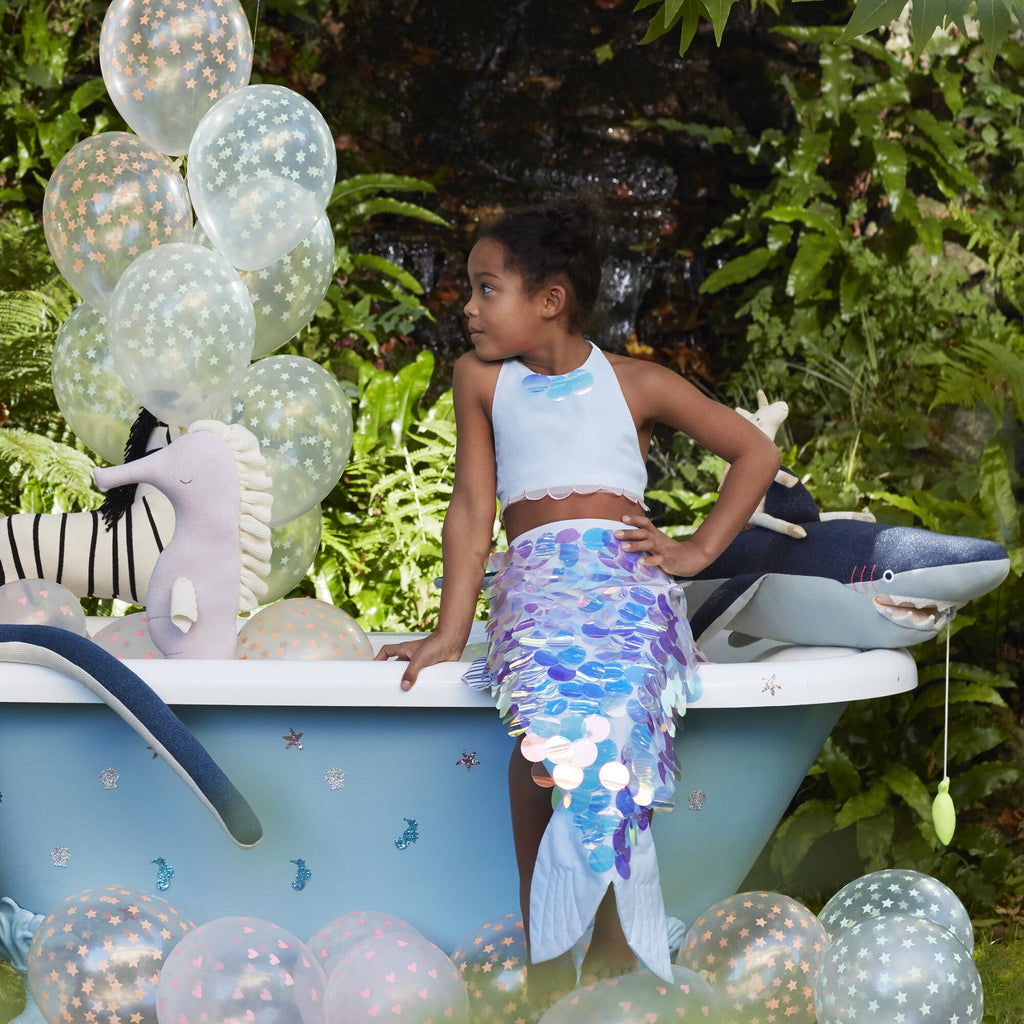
[484,526,701,880]
[521,368,594,401]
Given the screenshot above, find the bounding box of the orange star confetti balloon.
[99,0,253,156]
[676,890,827,1024]
[26,886,193,1024]
[42,132,192,312]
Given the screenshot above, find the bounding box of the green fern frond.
[931,336,1024,417]
[0,427,98,512]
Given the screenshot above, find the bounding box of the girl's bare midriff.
[502,492,645,542]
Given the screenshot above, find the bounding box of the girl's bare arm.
[375,354,498,688]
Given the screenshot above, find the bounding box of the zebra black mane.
[99,409,167,531]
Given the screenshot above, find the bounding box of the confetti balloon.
[450,914,537,1024]
[308,911,421,977]
[676,891,827,1023]
[0,579,87,635]
[242,215,336,357]
[188,85,337,271]
[538,966,717,1023]
[99,0,253,156]
[91,612,165,659]
[322,931,470,1024]
[818,868,974,952]
[107,242,255,427]
[813,914,983,1024]
[27,886,193,1024]
[220,355,352,526]
[259,505,323,604]
[235,598,372,660]
[43,132,193,311]
[51,303,142,463]
[156,917,325,1024]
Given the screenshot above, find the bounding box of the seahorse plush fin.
[0,624,262,849]
[170,576,198,632]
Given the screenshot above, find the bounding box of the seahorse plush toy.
[93,420,273,659]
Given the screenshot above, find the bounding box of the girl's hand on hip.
[616,514,712,578]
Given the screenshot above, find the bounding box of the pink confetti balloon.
[156,917,325,1024]
[91,611,165,659]
[236,598,372,660]
[538,966,717,1023]
[675,891,828,1023]
[27,886,193,1024]
[308,911,421,977]
[0,579,87,634]
[322,932,470,1024]
[450,914,538,1024]
[100,0,253,157]
[43,132,193,311]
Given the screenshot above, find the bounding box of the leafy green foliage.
[657,23,1024,915]
[303,349,498,631]
[635,0,1024,64]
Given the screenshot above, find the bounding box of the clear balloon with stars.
[51,303,140,464]
[107,242,255,428]
[818,868,974,952]
[27,886,193,1024]
[42,132,193,311]
[675,891,828,1023]
[813,913,983,1024]
[187,85,337,271]
[219,354,352,526]
[99,0,253,157]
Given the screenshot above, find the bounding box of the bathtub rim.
[1,627,917,709]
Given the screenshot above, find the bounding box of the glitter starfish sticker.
[456,750,481,771]
[283,727,303,749]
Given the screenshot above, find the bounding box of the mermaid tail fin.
[529,807,673,984]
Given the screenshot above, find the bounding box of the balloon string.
[252,0,262,55]
[942,620,951,779]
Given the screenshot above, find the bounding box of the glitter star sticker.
[456,750,481,771]
[283,727,303,749]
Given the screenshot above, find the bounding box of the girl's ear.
[542,281,569,320]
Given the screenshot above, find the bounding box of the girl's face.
[464,238,548,362]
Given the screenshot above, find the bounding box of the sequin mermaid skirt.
[474,519,701,980]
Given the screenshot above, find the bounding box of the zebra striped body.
[0,488,174,604]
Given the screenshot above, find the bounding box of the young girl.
[375,197,781,1007]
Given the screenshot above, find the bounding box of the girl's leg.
[579,886,639,984]
[508,740,577,1008]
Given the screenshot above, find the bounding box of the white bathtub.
[0,626,915,953]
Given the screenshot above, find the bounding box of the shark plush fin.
[688,572,769,645]
[0,624,262,849]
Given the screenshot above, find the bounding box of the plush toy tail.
[0,624,262,849]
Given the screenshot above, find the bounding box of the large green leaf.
[873,138,908,212]
[837,0,911,42]
[699,247,773,293]
[786,230,839,298]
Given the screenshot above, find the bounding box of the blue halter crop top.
[491,342,649,514]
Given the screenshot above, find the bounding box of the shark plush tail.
[0,624,262,849]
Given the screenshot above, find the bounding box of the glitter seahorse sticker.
[394,819,419,850]
[152,857,174,891]
[291,858,312,891]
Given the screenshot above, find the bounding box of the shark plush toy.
[685,474,1010,648]
[0,623,262,849]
